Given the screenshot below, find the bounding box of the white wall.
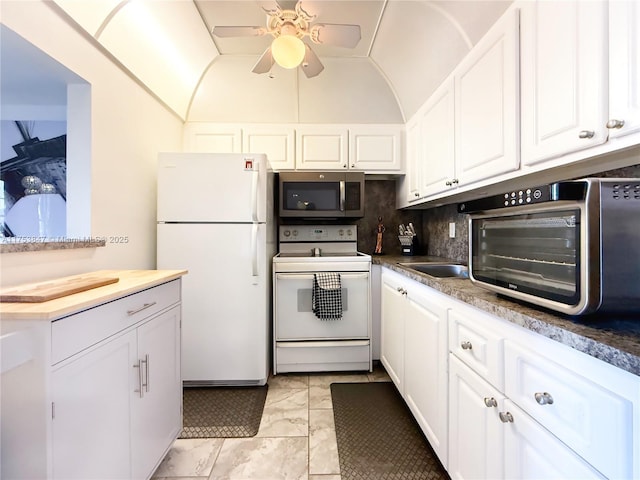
[0,1,183,287]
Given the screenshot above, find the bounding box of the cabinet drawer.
[504,339,636,480]
[52,280,180,364]
[276,340,370,373]
[449,306,504,391]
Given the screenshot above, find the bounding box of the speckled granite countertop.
[374,255,640,377]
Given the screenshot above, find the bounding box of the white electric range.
[272,225,372,374]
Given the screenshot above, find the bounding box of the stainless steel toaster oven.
[458,178,640,315]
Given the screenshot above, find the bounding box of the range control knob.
[339,229,344,236]
[283,230,291,237]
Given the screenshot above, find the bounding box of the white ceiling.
[3,0,513,124]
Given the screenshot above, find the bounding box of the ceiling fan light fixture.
[271,35,305,69]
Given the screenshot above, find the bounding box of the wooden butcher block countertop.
[0,270,187,321]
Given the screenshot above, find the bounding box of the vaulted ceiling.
[4,0,513,124]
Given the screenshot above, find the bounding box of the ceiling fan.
[211,1,362,78]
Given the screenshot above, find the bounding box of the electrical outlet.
[449,222,456,238]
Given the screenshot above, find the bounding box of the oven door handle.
[339,180,345,212]
[275,273,369,280]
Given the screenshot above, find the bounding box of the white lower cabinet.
[2,279,183,480]
[52,304,181,480]
[379,267,640,480]
[380,268,449,467]
[52,330,136,480]
[447,300,638,480]
[380,270,406,392]
[448,356,504,480]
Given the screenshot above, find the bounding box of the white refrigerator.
[156,152,275,386]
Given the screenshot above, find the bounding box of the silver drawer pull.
[461,341,473,350]
[534,392,554,405]
[484,397,497,408]
[142,354,150,393]
[499,411,514,423]
[606,119,625,129]
[578,130,595,139]
[127,302,157,316]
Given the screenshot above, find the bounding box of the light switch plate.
[449,222,456,238]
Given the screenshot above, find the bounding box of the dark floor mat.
[331,382,449,480]
[180,386,268,438]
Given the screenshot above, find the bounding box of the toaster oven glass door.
[471,209,581,305]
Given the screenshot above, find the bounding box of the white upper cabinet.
[183,123,402,173]
[454,7,520,185]
[419,78,456,199]
[349,126,403,172]
[242,127,295,171]
[520,0,608,165]
[295,126,349,170]
[183,123,242,153]
[404,117,422,203]
[608,0,640,140]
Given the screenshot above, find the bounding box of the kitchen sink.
[398,263,469,279]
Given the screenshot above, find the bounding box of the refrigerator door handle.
[251,168,259,222]
[251,223,259,284]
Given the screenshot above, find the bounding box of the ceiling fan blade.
[256,1,283,16]
[212,26,266,38]
[252,47,275,74]
[310,24,361,48]
[301,44,324,78]
[296,1,320,21]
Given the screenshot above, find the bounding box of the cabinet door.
[421,79,456,197]
[521,0,607,165]
[296,126,348,170]
[448,356,504,480]
[404,287,449,467]
[504,339,636,480]
[131,306,182,480]
[503,400,605,479]
[380,272,406,393]
[348,126,402,172]
[455,8,519,185]
[52,330,137,480]
[404,118,422,202]
[183,123,242,153]
[608,0,640,139]
[242,127,295,171]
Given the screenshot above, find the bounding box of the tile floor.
[152,367,391,480]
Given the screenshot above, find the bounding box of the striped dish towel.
[312,273,343,320]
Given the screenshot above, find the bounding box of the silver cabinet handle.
[133,360,144,398]
[461,341,473,350]
[127,302,157,316]
[414,192,420,197]
[578,130,595,139]
[484,397,498,408]
[343,164,348,168]
[534,392,554,405]
[499,411,514,423]
[351,164,356,168]
[142,354,150,393]
[445,180,452,186]
[451,178,459,185]
[606,119,625,129]
[396,287,407,295]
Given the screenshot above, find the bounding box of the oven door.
[275,272,370,340]
[470,207,583,309]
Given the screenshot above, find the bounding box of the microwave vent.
[610,183,640,200]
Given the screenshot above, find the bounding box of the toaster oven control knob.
[292,230,298,237]
[461,341,473,350]
[606,119,625,129]
[283,230,291,237]
[338,229,344,236]
[578,130,595,139]
[483,397,498,408]
[534,392,554,405]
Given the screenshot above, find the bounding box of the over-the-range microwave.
[279,172,365,218]
[458,178,640,316]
